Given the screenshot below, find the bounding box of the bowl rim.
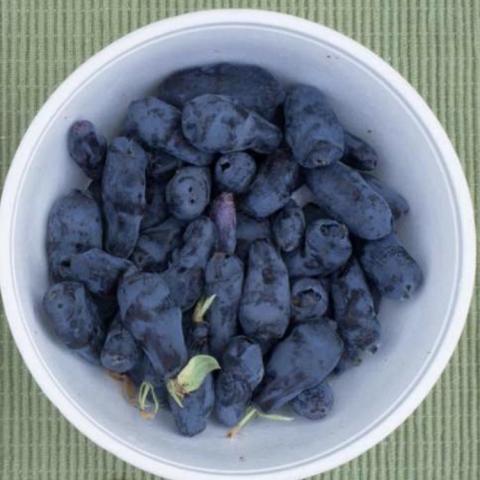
[0,9,476,480]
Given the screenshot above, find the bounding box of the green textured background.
[0,1,479,479]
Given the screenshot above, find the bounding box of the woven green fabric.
[0,1,478,479]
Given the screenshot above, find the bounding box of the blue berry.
[77,320,106,365]
[254,321,343,412]
[205,253,244,359]
[102,137,148,258]
[211,193,236,255]
[215,372,251,427]
[235,213,271,260]
[182,94,282,154]
[159,63,284,120]
[168,374,215,437]
[306,161,393,240]
[101,317,142,373]
[241,149,299,219]
[124,97,213,166]
[147,151,182,181]
[173,216,216,269]
[342,132,378,171]
[272,202,305,252]
[358,233,423,300]
[117,270,186,378]
[331,258,380,354]
[66,248,132,297]
[67,120,106,180]
[43,281,102,349]
[290,382,334,420]
[140,179,168,231]
[131,217,184,272]
[166,166,211,221]
[291,278,328,322]
[47,190,103,281]
[221,336,264,391]
[284,219,352,278]
[284,84,345,168]
[214,152,257,193]
[362,174,409,220]
[304,219,352,272]
[160,264,204,312]
[239,240,290,350]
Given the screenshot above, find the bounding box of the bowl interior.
[10,21,460,475]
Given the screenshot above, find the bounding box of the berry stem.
[227,407,258,438]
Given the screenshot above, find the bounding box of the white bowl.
[0,9,476,480]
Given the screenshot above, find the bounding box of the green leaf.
[166,355,221,407]
[177,354,220,393]
[193,294,216,323]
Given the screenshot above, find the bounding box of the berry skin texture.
[182,94,282,154]
[174,216,217,270]
[66,248,133,297]
[241,149,299,219]
[157,216,216,311]
[341,132,378,171]
[284,219,352,278]
[205,253,244,359]
[124,96,213,166]
[161,264,205,312]
[239,240,290,350]
[86,179,102,205]
[291,382,334,420]
[331,257,380,355]
[306,161,393,240]
[304,219,352,273]
[215,336,263,427]
[221,336,264,391]
[214,152,257,194]
[272,202,305,253]
[166,166,211,221]
[117,270,187,378]
[215,372,252,427]
[291,277,329,322]
[127,353,165,388]
[147,151,182,181]
[47,190,103,281]
[211,193,237,255]
[358,232,423,300]
[255,321,343,412]
[168,374,215,437]
[235,212,272,260]
[76,321,106,365]
[131,217,184,272]
[362,174,410,220]
[67,120,106,180]
[100,317,142,373]
[43,281,100,349]
[169,297,216,437]
[284,84,345,168]
[140,178,168,231]
[158,62,285,120]
[102,137,148,258]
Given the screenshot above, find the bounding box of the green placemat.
[0,1,478,479]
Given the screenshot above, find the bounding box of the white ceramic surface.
[0,9,475,480]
